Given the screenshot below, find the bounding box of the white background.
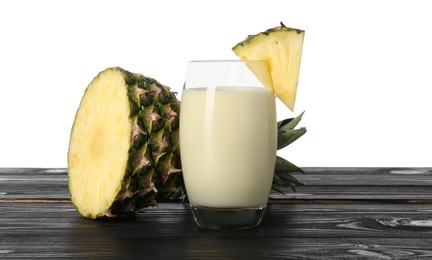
[0,0,431,168]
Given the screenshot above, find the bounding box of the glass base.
[190,205,266,230]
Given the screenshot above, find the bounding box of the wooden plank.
[1,237,431,259]
[272,186,432,201]
[2,167,432,186]
[1,168,432,201]
[1,203,432,238]
[1,186,431,201]
[1,202,432,259]
[298,167,432,186]
[0,168,67,175]
[0,168,69,200]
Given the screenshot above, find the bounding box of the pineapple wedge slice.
[233,22,305,111]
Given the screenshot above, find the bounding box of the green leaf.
[277,111,306,150]
[272,156,305,192]
[272,171,288,185]
[275,156,304,174]
[277,127,307,150]
[272,170,304,193]
[271,112,307,193]
[272,173,292,193]
[277,111,305,132]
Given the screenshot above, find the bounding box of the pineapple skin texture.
[68,67,182,219]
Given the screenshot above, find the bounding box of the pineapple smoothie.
[180,86,277,208]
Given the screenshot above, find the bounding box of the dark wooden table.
[1,168,432,259]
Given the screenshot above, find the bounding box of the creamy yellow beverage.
[180,86,277,208]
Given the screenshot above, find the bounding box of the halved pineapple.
[233,22,305,111]
[68,67,182,219]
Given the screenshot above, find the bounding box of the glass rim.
[188,59,267,63]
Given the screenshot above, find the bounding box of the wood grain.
[1,202,432,259]
[1,167,432,201]
[1,168,431,259]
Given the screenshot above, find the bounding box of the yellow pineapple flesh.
[233,22,305,111]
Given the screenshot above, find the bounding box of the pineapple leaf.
[274,172,304,192]
[272,174,288,194]
[277,111,305,132]
[275,156,304,174]
[277,111,306,149]
[272,156,305,192]
[273,112,307,193]
[277,127,307,150]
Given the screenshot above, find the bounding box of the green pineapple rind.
[232,22,305,51]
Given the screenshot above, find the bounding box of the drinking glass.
[180,60,277,230]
